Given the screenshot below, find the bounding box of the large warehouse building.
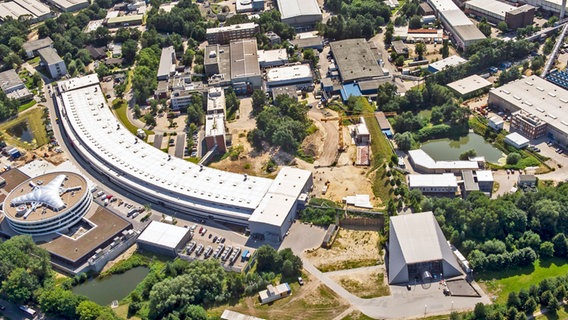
[276,0,322,27]
[248,167,312,241]
[487,75,568,147]
[330,39,384,83]
[137,221,192,256]
[55,74,312,239]
[521,0,568,14]
[428,0,485,49]
[0,0,54,23]
[465,0,534,29]
[388,212,463,284]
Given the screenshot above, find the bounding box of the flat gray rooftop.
[330,39,384,83]
[230,39,261,80]
[489,75,568,137]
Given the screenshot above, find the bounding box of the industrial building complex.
[275,0,322,27]
[488,75,568,147]
[427,0,486,49]
[329,39,384,83]
[55,74,312,242]
[464,0,534,29]
[0,0,54,23]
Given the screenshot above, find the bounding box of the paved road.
[281,221,490,319]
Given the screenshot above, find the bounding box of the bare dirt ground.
[305,106,339,167]
[329,267,390,299]
[100,244,138,274]
[406,43,458,63]
[305,229,381,272]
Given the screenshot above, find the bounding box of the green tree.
[415,42,426,60]
[497,21,509,32]
[76,300,102,320]
[408,15,422,29]
[225,88,240,119]
[303,48,318,65]
[459,149,477,160]
[182,305,208,320]
[552,233,568,257]
[252,89,266,115]
[473,303,487,319]
[122,39,138,65]
[478,21,492,37]
[1,267,39,303]
[256,245,282,273]
[440,39,450,58]
[144,113,156,127]
[506,152,521,165]
[539,241,555,258]
[39,287,84,319]
[395,55,405,67]
[394,132,414,151]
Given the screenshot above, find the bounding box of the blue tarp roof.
[340,83,362,101]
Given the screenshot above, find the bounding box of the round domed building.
[3,172,92,236]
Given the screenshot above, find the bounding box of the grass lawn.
[536,304,568,320]
[341,311,376,320]
[337,273,390,298]
[478,258,568,304]
[318,259,378,273]
[18,100,37,112]
[208,284,349,320]
[0,107,49,149]
[112,99,153,138]
[359,98,396,205]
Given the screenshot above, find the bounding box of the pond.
[72,266,149,305]
[7,120,34,143]
[420,132,505,164]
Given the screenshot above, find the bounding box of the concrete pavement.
[281,221,490,319]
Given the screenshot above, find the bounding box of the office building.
[38,47,67,79]
[22,37,53,59]
[206,23,259,44]
[0,70,32,101]
[488,75,568,147]
[157,46,177,81]
[465,0,534,29]
[408,174,459,195]
[266,64,313,89]
[427,0,485,49]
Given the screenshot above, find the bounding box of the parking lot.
[178,224,253,272]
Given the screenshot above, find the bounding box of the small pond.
[7,120,34,143]
[72,266,149,305]
[420,132,504,164]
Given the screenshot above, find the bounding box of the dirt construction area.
[329,267,390,299]
[305,229,381,272]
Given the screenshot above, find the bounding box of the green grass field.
[112,99,153,138]
[0,107,49,149]
[18,100,37,112]
[479,258,568,304]
[360,98,396,205]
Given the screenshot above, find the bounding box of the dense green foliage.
[0,236,119,319]
[146,0,207,40]
[422,183,568,272]
[427,39,534,85]
[256,246,303,278]
[322,0,391,39]
[456,274,568,319]
[248,95,311,153]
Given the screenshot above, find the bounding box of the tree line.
[321,0,391,40]
[417,182,568,272]
[248,95,311,154]
[0,236,120,319]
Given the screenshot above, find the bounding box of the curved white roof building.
[55,75,312,233]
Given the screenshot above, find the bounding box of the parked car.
[298,277,304,285]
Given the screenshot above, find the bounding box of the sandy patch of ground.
[209,274,350,320]
[100,244,138,274]
[329,268,390,299]
[306,229,381,272]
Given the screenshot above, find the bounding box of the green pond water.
[72,266,149,305]
[420,132,504,163]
